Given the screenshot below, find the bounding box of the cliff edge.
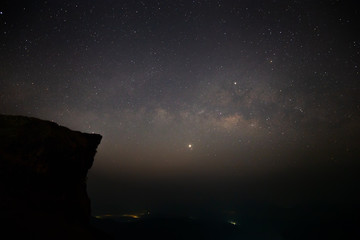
[0,114,103,238]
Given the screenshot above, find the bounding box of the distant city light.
[228,221,237,226]
[122,214,140,219]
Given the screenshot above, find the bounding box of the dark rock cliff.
[0,114,103,238]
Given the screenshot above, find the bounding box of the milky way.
[1,1,359,213]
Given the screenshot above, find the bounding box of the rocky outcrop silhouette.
[0,114,103,238]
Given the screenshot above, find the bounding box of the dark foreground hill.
[91,204,360,240]
[92,215,242,240]
[0,114,104,239]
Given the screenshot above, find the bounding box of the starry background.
[1,0,359,215]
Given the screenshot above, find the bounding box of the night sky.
[1,1,359,215]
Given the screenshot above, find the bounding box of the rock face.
[0,114,102,238]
